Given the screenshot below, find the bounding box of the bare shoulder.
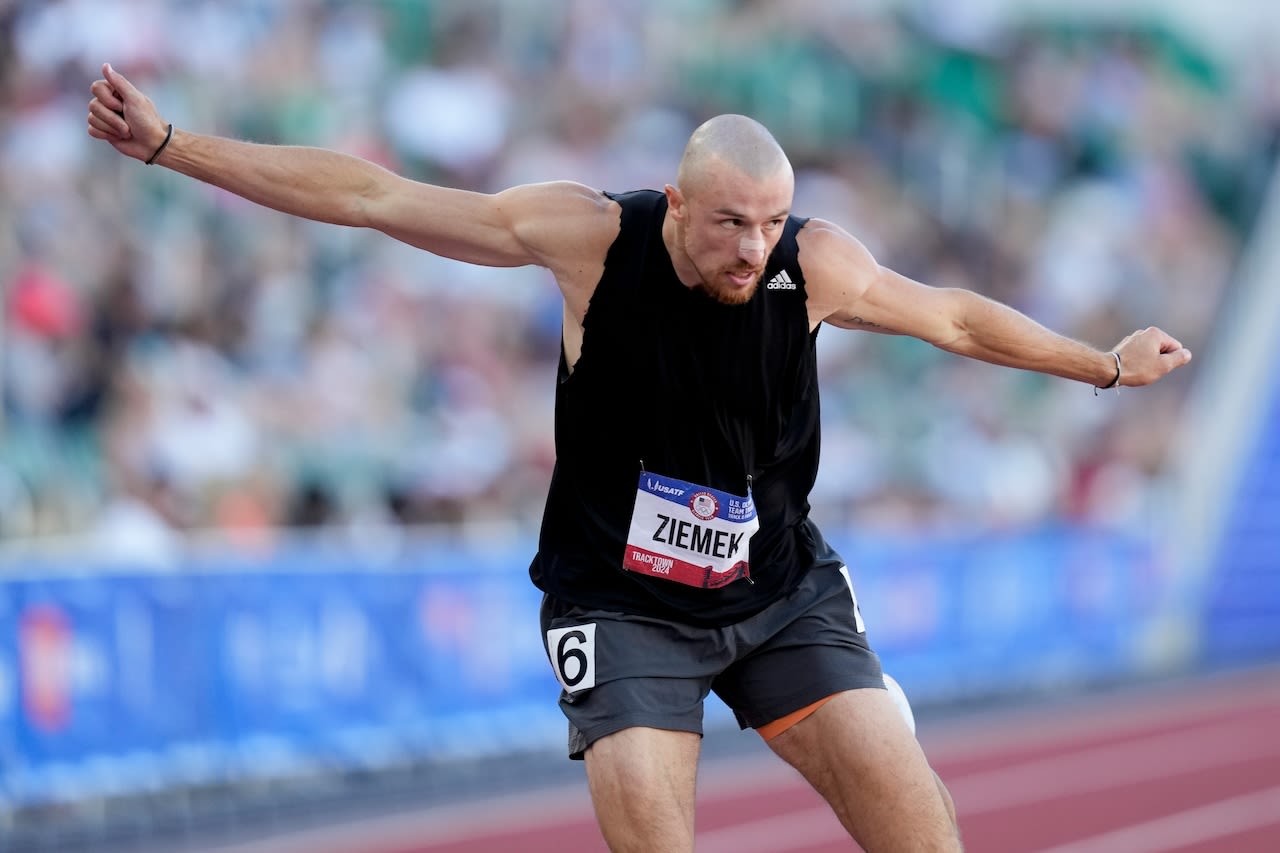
[796,217,880,327]
[497,181,619,317]
[498,181,620,273]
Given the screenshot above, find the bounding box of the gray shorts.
[540,563,884,760]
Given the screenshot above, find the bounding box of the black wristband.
[145,123,173,165]
[1094,351,1122,395]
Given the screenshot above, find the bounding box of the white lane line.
[186,668,1280,853]
[696,718,1280,853]
[191,779,598,853]
[919,667,1280,764]
[951,719,1280,812]
[1035,785,1280,853]
[697,806,840,853]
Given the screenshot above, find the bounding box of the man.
[88,62,1191,852]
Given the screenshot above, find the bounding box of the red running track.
[214,666,1280,853]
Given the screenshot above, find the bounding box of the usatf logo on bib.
[623,471,759,588]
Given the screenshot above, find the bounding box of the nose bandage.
[739,236,767,255]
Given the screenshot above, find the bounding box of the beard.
[681,231,764,306]
[696,266,764,305]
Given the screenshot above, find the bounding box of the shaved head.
[663,115,794,305]
[677,114,792,197]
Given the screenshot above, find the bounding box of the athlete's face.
[666,163,793,306]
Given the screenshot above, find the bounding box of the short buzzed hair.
[677,114,792,195]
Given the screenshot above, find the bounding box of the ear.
[664,184,685,220]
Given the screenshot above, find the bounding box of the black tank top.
[529,189,832,627]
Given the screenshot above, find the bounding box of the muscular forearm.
[88,64,579,269]
[154,129,388,227]
[938,290,1119,386]
[151,129,539,265]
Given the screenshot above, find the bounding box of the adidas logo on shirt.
[765,270,796,290]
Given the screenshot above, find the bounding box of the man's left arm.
[800,219,1193,388]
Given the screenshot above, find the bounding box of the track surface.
[212,666,1280,853]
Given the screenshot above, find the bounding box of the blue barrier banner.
[1,540,562,807]
[829,526,1165,704]
[0,526,1170,807]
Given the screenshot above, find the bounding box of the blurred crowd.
[1,0,1277,559]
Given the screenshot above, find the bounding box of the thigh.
[585,726,701,853]
[713,565,884,729]
[768,688,961,852]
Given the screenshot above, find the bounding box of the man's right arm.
[87,63,616,274]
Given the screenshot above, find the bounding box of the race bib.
[623,471,759,588]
